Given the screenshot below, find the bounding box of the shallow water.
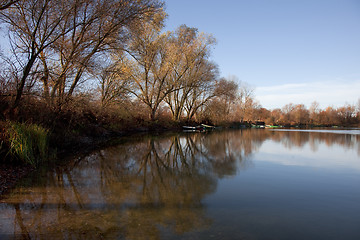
[1,129,359,239]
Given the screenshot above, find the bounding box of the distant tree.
[309,101,320,125]
[253,107,270,123]
[337,104,356,125]
[236,80,255,122]
[281,103,295,125]
[213,77,238,115]
[293,104,309,125]
[269,108,282,125]
[323,106,338,126]
[204,77,238,124]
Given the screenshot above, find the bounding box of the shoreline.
[0,124,181,198]
[1,123,359,199]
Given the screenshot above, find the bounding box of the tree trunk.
[150,107,157,121]
[67,67,84,97]
[39,52,50,103]
[12,55,37,109]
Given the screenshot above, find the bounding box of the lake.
[1,129,360,239]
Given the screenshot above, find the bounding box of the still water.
[1,129,360,239]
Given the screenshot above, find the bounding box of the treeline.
[0,0,359,128]
[0,0,258,127]
[252,102,360,127]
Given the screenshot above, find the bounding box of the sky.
[164,0,360,109]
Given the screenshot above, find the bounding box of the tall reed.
[7,122,49,166]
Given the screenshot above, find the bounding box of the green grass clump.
[7,122,49,166]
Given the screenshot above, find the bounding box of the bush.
[6,122,49,166]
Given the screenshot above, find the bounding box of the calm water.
[1,129,360,239]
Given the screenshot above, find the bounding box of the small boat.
[183,126,198,130]
[182,124,216,132]
[200,124,216,130]
[182,125,203,131]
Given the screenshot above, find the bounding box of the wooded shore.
[1,103,358,198]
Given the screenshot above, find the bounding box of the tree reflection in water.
[1,129,358,239]
[0,130,258,239]
[268,130,360,155]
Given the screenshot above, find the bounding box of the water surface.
[1,129,359,239]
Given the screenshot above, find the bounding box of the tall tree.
[44,0,163,105]
[0,0,74,109]
[184,61,219,121]
[165,25,217,121]
[124,11,172,120]
[0,0,164,109]
[214,78,238,115]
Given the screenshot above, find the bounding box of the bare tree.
[0,0,163,110]
[44,0,163,106]
[184,61,219,121]
[203,77,239,124]
[281,103,295,124]
[229,78,255,122]
[123,11,173,120]
[337,104,356,125]
[164,25,217,121]
[293,104,309,125]
[309,101,320,125]
[98,62,130,108]
[0,0,74,109]
[214,77,238,115]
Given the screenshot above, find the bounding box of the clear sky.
[164,0,360,109]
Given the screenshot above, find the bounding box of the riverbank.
[0,115,189,198]
[2,121,360,198]
[1,96,358,199]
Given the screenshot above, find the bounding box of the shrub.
[7,122,49,166]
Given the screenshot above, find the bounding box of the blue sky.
[164,0,360,109]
